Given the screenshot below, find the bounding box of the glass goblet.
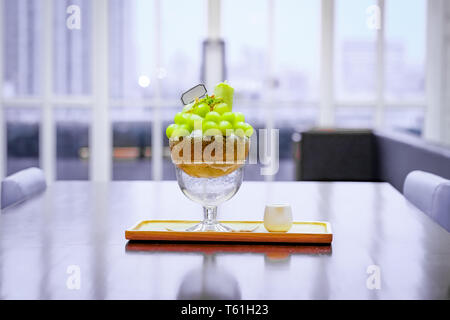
[175,166,243,232]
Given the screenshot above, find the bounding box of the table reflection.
[176,254,241,300]
[125,241,332,299]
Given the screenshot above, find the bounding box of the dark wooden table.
[0,181,449,299]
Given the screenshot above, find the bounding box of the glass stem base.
[186,206,232,232]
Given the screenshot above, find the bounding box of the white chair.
[1,167,47,210]
[403,170,450,232]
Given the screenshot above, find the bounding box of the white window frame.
[0,0,432,181]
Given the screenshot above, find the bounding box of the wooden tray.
[125,220,333,244]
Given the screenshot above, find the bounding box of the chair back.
[1,167,47,210]
[404,170,450,232]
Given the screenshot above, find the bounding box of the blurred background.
[0,0,447,182]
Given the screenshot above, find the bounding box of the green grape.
[174,112,189,125]
[174,112,183,124]
[218,120,233,136]
[172,124,191,138]
[202,121,221,136]
[187,114,203,130]
[166,123,178,139]
[204,111,221,123]
[214,82,234,109]
[234,112,245,124]
[221,112,235,124]
[234,122,253,137]
[233,127,244,137]
[182,102,194,113]
[213,103,231,115]
[244,123,254,137]
[179,124,192,132]
[194,103,210,117]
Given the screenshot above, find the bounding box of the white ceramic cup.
[264,204,293,232]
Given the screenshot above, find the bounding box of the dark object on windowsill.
[297,128,376,182]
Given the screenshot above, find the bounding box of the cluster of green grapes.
[166,97,254,139]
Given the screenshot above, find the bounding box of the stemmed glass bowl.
[171,135,248,232]
[175,166,243,232]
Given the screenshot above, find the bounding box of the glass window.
[53,0,92,96]
[160,0,206,98]
[335,0,378,101]
[274,0,320,101]
[384,106,424,136]
[5,107,41,175]
[2,0,42,97]
[336,106,374,128]
[222,0,268,100]
[111,107,152,180]
[223,0,320,101]
[109,0,156,99]
[0,0,431,182]
[384,0,426,135]
[55,107,90,180]
[385,0,425,100]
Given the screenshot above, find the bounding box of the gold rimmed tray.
[125,220,333,244]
